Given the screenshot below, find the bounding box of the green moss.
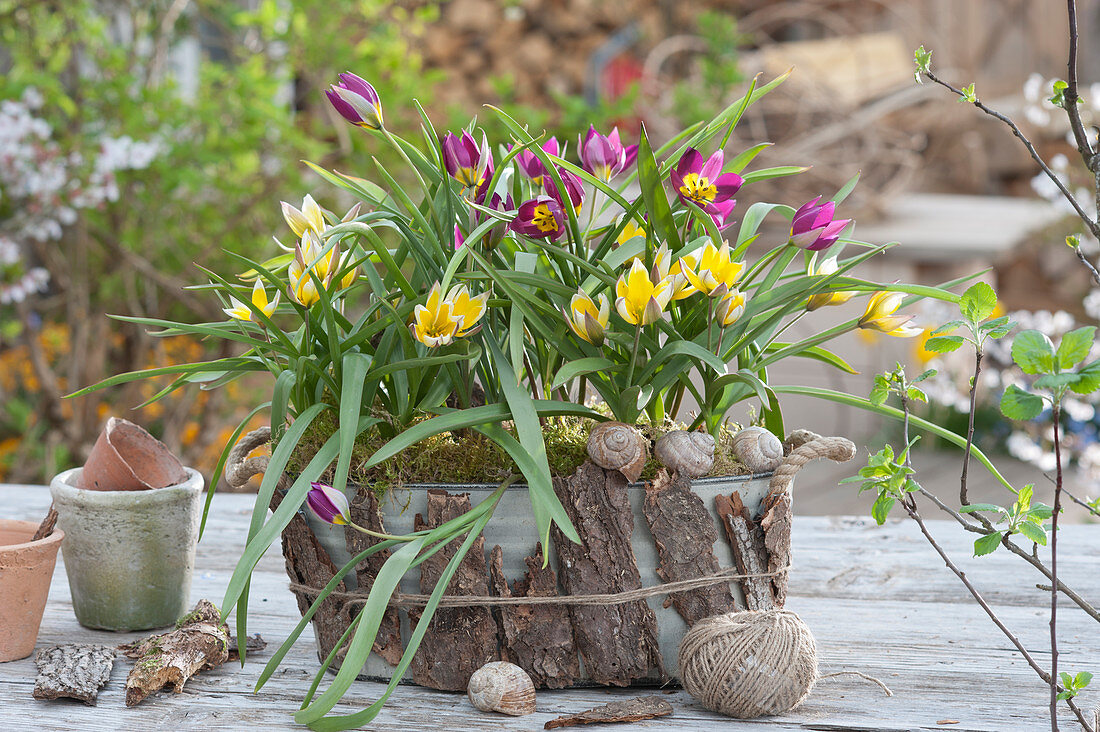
[283,413,754,494]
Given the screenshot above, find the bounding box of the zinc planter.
[49,467,204,631]
[0,519,65,662]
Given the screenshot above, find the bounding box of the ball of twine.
[678,609,818,719]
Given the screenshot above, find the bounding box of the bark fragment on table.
[408,490,499,691]
[760,489,793,607]
[120,599,229,707]
[489,542,578,688]
[345,490,403,666]
[551,461,664,686]
[32,644,116,705]
[543,696,674,729]
[642,470,735,625]
[715,491,776,611]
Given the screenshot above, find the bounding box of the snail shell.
[654,430,715,478]
[731,426,783,473]
[587,421,647,483]
[467,661,536,716]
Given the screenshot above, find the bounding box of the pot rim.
[51,466,204,500]
[354,472,774,493]
[0,519,65,553]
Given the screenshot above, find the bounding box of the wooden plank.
[4,485,1099,731]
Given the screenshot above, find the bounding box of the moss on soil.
[284,413,753,494]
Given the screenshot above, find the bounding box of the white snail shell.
[467,661,536,716]
[654,430,715,478]
[731,426,783,473]
[587,421,647,483]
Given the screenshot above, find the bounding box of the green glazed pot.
[49,467,204,631]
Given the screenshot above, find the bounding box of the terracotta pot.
[79,417,187,491]
[50,467,203,631]
[0,519,64,662]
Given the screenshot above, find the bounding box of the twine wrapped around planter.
[226,426,856,690]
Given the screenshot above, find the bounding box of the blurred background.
[3,0,1100,511]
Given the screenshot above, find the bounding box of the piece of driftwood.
[543,696,674,729]
[408,490,499,691]
[32,504,58,542]
[345,490,403,666]
[32,644,116,705]
[489,543,579,688]
[119,600,229,707]
[715,491,776,611]
[761,490,794,607]
[269,476,353,664]
[551,461,664,686]
[642,470,735,625]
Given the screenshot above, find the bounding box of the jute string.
[678,610,891,719]
[287,563,792,609]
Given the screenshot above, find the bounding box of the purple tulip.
[325,73,383,130]
[709,198,738,232]
[578,126,637,181]
[306,482,350,525]
[473,192,514,249]
[510,195,566,241]
[442,131,493,190]
[544,166,584,213]
[670,148,743,216]
[453,224,465,251]
[510,138,560,185]
[788,196,851,251]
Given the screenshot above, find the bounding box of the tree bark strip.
[269,478,353,665]
[715,491,775,611]
[551,461,664,686]
[408,490,499,690]
[345,490,403,666]
[33,644,116,705]
[642,470,736,625]
[489,543,579,689]
[760,489,793,608]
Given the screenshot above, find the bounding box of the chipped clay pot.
[49,467,204,631]
[0,520,65,662]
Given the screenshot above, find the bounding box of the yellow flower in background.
[287,231,358,306]
[680,239,743,297]
[615,259,672,326]
[715,288,746,327]
[563,289,610,344]
[914,327,939,364]
[281,194,327,238]
[411,283,460,347]
[858,291,919,337]
[616,219,646,247]
[224,279,280,322]
[806,256,854,311]
[446,284,489,337]
[651,244,697,301]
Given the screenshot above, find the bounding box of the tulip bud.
[306,482,351,525]
[326,73,384,130]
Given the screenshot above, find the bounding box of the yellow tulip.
[287,232,334,307]
[651,244,697,301]
[715,288,745,327]
[680,239,744,297]
[806,256,854,311]
[615,259,672,326]
[445,284,489,337]
[224,279,279,322]
[858,291,918,336]
[616,219,646,247]
[411,283,461,347]
[563,289,610,344]
[281,194,327,238]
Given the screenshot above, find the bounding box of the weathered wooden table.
[3,485,1096,731]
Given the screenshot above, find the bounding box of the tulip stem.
[759,310,809,357]
[625,326,643,386]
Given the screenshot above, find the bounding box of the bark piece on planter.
[32,644,116,705]
[269,477,352,665]
[543,696,674,729]
[760,490,793,608]
[642,470,735,625]
[120,599,229,707]
[551,461,664,686]
[345,490,403,666]
[408,490,498,691]
[489,543,578,688]
[715,491,776,611]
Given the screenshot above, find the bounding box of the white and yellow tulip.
[858,291,919,337]
[680,239,744,297]
[615,259,672,326]
[806,256,854,311]
[224,279,279,322]
[715,288,746,327]
[410,283,490,347]
[563,289,610,345]
[281,195,327,239]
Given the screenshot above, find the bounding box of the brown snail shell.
[467,661,536,716]
[587,421,647,483]
[654,430,715,478]
[731,426,783,473]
